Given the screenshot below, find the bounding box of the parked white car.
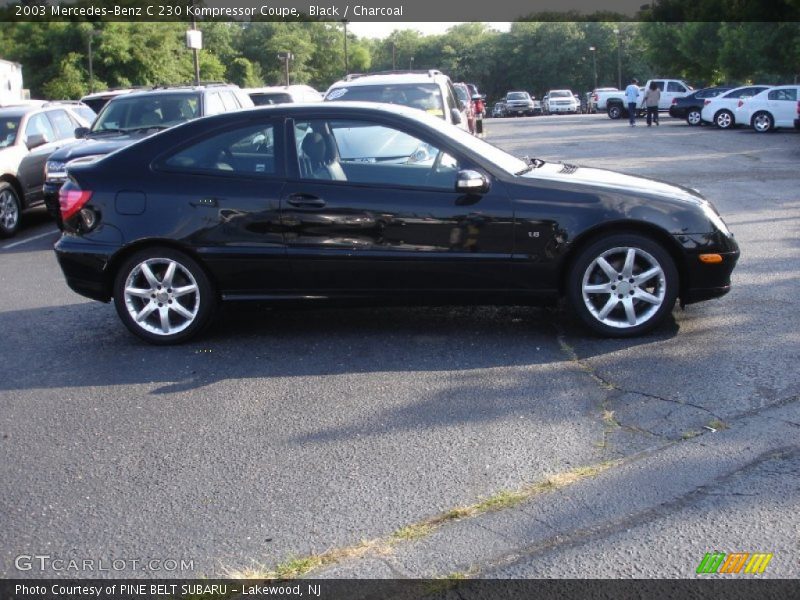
[244,85,323,106]
[547,89,579,114]
[734,85,800,133]
[700,85,772,129]
[601,79,691,119]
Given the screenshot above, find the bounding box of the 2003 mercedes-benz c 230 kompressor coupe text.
[54,102,739,344]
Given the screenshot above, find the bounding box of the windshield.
[92,93,200,133]
[549,91,572,98]
[327,84,445,118]
[251,92,293,106]
[0,116,21,148]
[506,92,528,101]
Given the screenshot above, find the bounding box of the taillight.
[737,99,744,108]
[703,99,711,105]
[671,98,677,104]
[796,100,799,115]
[593,94,598,101]
[59,189,93,221]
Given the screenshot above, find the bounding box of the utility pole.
[391,42,396,70]
[342,19,349,75]
[589,46,597,90]
[191,0,200,85]
[87,31,95,93]
[613,28,622,89]
[278,52,293,86]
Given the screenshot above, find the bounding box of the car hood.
[49,132,150,162]
[521,161,707,206]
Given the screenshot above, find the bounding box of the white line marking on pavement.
[1,229,58,250]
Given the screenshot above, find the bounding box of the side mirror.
[450,108,463,125]
[26,133,48,150]
[455,169,489,194]
[74,127,90,139]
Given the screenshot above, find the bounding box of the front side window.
[24,113,56,145]
[294,119,460,190]
[163,123,277,176]
[667,82,685,92]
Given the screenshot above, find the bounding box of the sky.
[346,22,512,39]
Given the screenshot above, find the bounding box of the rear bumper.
[54,236,117,302]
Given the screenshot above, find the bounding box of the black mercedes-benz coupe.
[54,102,739,344]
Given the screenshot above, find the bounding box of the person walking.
[625,78,640,126]
[644,81,661,127]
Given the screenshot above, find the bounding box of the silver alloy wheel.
[581,246,667,329]
[687,110,701,125]
[123,257,200,336]
[752,112,772,133]
[715,111,732,129]
[0,188,19,231]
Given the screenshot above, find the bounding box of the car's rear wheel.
[714,109,734,129]
[752,111,773,133]
[567,234,678,337]
[113,247,216,344]
[0,182,21,238]
[686,109,702,126]
[607,104,622,119]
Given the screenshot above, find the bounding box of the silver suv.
[324,70,470,131]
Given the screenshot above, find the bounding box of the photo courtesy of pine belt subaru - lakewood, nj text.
[53,103,739,344]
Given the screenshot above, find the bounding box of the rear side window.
[219,90,240,111]
[768,88,797,101]
[667,82,685,92]
[650,81,665,91]
[161,123,278,177]
[204,92,225,116]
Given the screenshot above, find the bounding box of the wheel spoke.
[597,296,618,320]
[125,286,152,299]
[140,263,160,288]
[162,261,177,288]
[584,283,612,294]
[622,297,637,325]
[634,289,661,305]
[622,248,636,278]
[135,302,157,323]
[172,284,198,298]
[634,267,661,285]
[170,302,194,321]
[596,257,618,280]
[159,306,170,333]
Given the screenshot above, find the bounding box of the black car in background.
[54,103,739,344]
[43,84,253,226]
[669,86,734,126]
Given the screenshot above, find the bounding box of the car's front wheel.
[567,234,678,337]
[0,182,21,238]
[714,109,734,129]
[752,111,773,133]
[113,247,217,344]
[686,109,702,126]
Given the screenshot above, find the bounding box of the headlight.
[703,202,731,237]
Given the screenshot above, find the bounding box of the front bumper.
[675,231,740,305]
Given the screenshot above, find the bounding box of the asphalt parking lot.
[1,114,798,579]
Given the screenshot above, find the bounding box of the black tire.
[0,181,22,238]
[607,104,622,120]
[686,108,702,126]
[567,233,678,338]
[714,109,734,129]
[751,111,773,133]
[113,247,217,345]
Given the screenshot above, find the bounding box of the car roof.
[0,105,36,117]
[329,71,447,88]
[245,85,318,94]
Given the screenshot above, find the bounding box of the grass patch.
[682,430,701,440]
[707,419,729,431]
[392,523,433,541]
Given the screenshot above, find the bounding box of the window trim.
[286,116,476,194]
[153,118,285,181]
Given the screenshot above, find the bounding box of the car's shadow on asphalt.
[0,301,680,394]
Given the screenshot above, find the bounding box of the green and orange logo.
[696,552,773,574]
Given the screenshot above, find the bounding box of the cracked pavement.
[1,115,798,579]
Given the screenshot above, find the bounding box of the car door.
[765,87,798,127]
[153,118,291,295]
[661,81,686,110]
[282,116,514,294]
[16,111,66,204]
